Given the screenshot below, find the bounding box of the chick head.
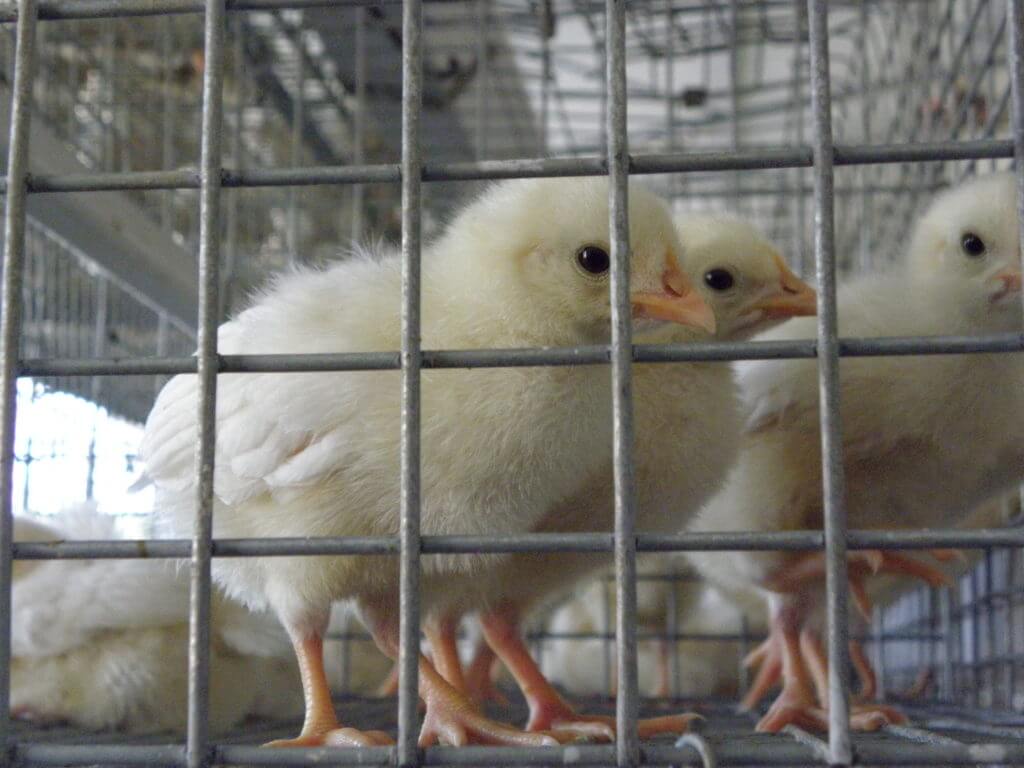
[676,214,817,340]
[437,177,716,344]
[908,172,1022,282]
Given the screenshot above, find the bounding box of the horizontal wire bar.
[10,139,1015,194]
[16,333,1024,377]
[14,738,1024,767]
[12,527,1024,560]
[0,0,450,21]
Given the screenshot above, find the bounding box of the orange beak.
[989,266,1023,303]
[750,253,818,318]
[631,252,717,335]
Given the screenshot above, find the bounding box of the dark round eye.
[703,267,735,291]
[576,245,610,275]
[961,232,987,257]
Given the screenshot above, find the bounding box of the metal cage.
[3,1,1024,767]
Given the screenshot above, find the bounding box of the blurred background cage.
[5,0,1024,765]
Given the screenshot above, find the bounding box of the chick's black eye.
[961,232,987,257]
[703,267,735,291]
[576,245,610,275]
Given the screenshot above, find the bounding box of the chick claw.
[529,694,700,742]
[766,549,955,621]
[418,682,562,747]
[266,728,394,748]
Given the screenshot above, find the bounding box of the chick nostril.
[662,269,685,297]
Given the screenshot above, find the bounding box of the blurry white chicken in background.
[688,172,1024,733]
[539,570,767,701]
[139,178,720,747]
[11,505,304,734]
[453,214,816,739]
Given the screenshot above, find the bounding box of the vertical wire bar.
[728,0,741,210]
[791,0,806,276]
[970,565,981,708]
[539,0,552,156]
[663,0,674,199]
[605,0,637,763]
[287,19,304,261]
[738,615,750,694]
[222,15,243,322]
[872,604,884,702]
[161,15,174,232]
[188,0,226,765]
[398,0,423,763]
[84,276,108,501]
[941,586,955,701]
[351,5,366,242]
[805,1,851,762]
[856,0,871,272]
[1006,0,1024,324]
[0,0,36,756]
[475,0,488,161]
[602,576,613,695]
[665,570,680,697]
[985,549,996,703]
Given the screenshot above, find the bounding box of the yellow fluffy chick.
[10,511,303,735]
[688,172,1024,733]
[139,177,717,748]
[454,214,815,740]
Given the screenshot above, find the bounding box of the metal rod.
[940,586,955,702]
[605,0,637,760]
[17,330,1024,379]
[0,0,36,754]
[222,14,243,322]
[805,0,851,762]
[350,4,366,242]
[398,0,423,761]
[10,527,1024,561]
[187,0,226,765]
[475,0,488,161]
[1007,0,1024,325]
[16,738,1024,767]
[13,138,1020,194]
[286,17,304,261]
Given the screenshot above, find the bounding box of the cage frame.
[1,1,1024,767]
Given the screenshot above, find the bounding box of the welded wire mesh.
[1,1,1024,768]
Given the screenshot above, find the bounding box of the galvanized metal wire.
[3,2,1024,768]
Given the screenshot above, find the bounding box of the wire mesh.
[1,1,1023,767]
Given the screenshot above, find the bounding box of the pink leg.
[480,603,698,741]
[464,633,510,708]
[266,622,393,747]
[362,604,565,747]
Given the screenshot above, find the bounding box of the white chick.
[539,570,768,700]
[457,216,816,740]
[10,510,303,734]
[139,178,717,748]
[688,172,1024,733]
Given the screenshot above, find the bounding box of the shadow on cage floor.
[10,690,1024,748]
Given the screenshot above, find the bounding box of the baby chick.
[455,216,815,740]
[10,510,302,734]
[540,574,767,699]
[688,173,1024,733]
[139,178,716,748]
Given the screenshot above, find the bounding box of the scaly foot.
[766,549,954,622]
[266,728,394,748]
[528,691,699,741]
[464,639,510,709]
[418,658,564,747]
